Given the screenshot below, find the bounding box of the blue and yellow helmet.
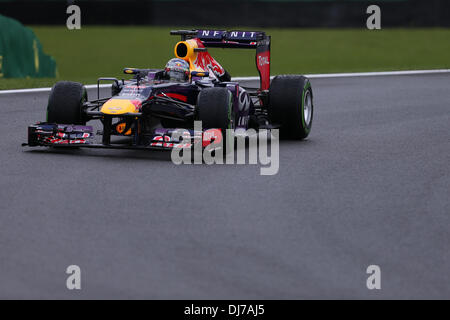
[165,58,190,82]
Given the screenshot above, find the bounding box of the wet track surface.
[0,74,449,299]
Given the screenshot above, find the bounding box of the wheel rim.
[303,89,312,127]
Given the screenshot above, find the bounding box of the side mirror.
[191,71,210,78]
[123,68,139,75]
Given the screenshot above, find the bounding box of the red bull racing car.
[24,29,314,151]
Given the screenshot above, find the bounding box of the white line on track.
[0,84,111,95]
[1,69,449,95]
[233,69,450,81]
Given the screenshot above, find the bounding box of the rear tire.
[268,75,313,139]
[47,81,87,125]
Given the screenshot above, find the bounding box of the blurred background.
[0,0,449,89]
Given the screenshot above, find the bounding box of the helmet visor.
[167,69,188,82]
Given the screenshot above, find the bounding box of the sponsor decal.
[258,55,270,67]
[256,50,271,90]
[47,138,87,145]
[202,129,222,147]
[238,87,251,112]
[150,135,193,149]
[227,31,258,40]
[199,30,225,39]
[198,30,261,41]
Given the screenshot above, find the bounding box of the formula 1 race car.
[24,29,313,152]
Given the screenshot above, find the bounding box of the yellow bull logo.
[100,99,140,115]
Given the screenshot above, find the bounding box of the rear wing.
[171,29,271,90]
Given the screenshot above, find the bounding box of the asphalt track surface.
[0,74,449,299]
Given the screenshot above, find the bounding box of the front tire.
[268,75,313,139]
[197,87,234,131]
[197,87,235,153]
[47,81,87,125]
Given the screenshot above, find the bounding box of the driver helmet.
[165,58,190,82]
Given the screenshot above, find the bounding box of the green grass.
[1,26,449,89]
